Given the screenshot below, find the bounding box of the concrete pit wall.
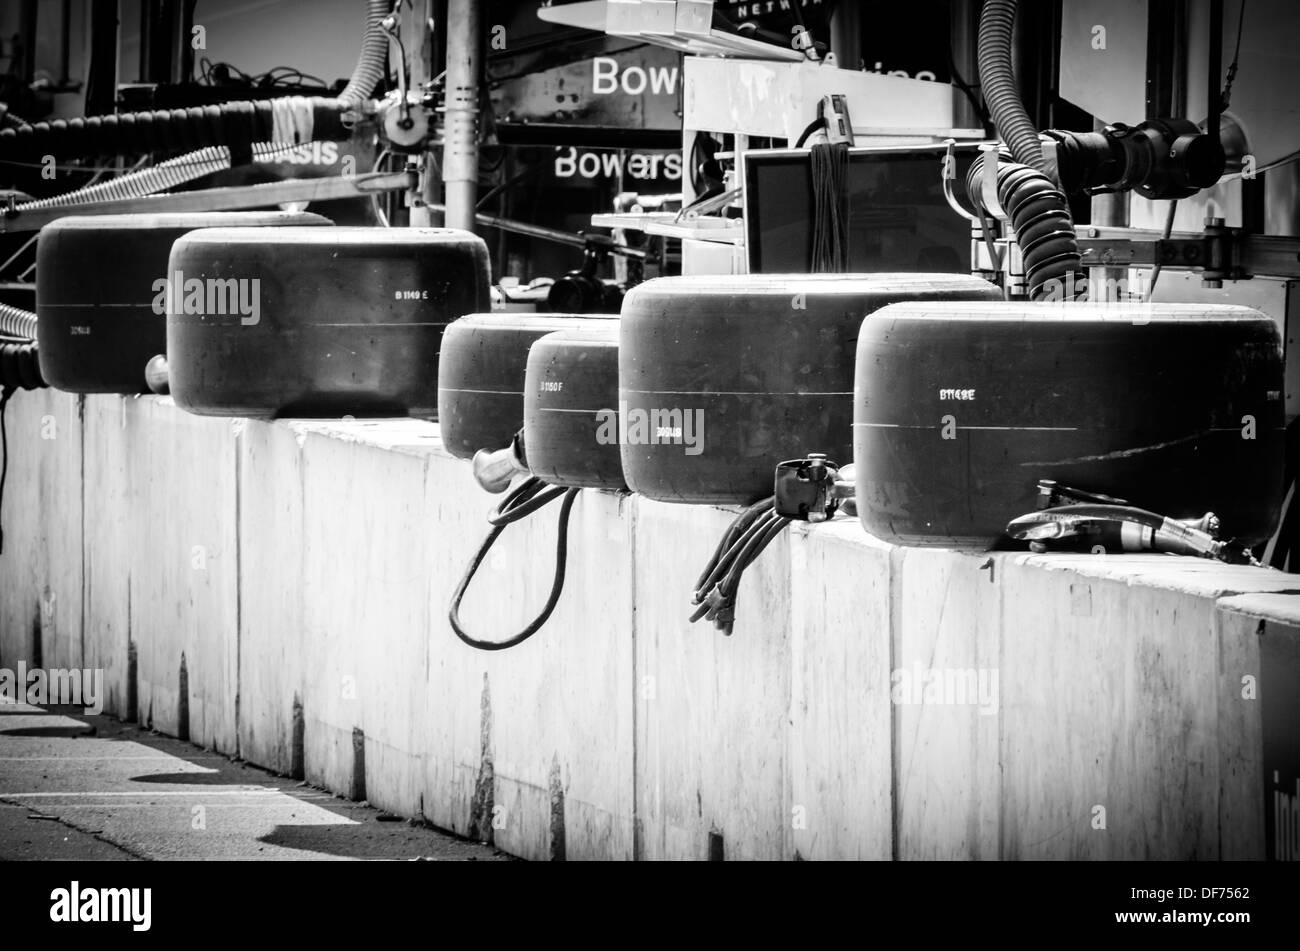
[1,390,1297,860]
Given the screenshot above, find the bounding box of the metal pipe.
[19,0,38,85]
[86,0,119,117]
[442,0,480,232]
[59,0,71,86]
[1207,0,1223,148]
[828,2,860,69]
[425,203,648,258]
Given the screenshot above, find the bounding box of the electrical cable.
[371,148,392,226]
[692,498,773,598]
[794,118,824,149]
[947,41,991,130]
[1146,199,1178,300]
[448,476,581,651]
[0,385,11,555]
[1220,0,1247,111]
[476,166,537,210]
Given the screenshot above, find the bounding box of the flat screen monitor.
[744,143,984,274]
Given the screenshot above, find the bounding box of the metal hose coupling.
[1006,481,1257,565]
[471,429,529,494]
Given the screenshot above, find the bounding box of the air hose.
[1006,481,1258,564]
[449,476,581,651]
[977,0,1043,170]
[0,0,388,166]
[1007,502,1257,564]
[966,156,1088,300]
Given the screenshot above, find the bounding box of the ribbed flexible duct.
[977,0,1044,170]
[338,0,391,108]
[967,156,1088,301]
[0,302,44,391]
[1,0,387,202]
[15,142,307,211]
[0,303,37,341]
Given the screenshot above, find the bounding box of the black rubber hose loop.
[449,476,582,651]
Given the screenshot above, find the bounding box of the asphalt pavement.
[0,703,508,861]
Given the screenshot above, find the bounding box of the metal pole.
[828,1,861,70]
[442,0,480,232]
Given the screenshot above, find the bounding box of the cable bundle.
[810,142,850,273]
[690,498,793,635]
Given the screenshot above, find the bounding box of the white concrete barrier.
[1,391,1297,860]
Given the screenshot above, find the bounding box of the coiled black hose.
[449,476,581,651]
[0,385,12,555]
[0,341,44,390]
[977,0,1044,170]
[0,99,351,163]
[967,155,1088,301]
